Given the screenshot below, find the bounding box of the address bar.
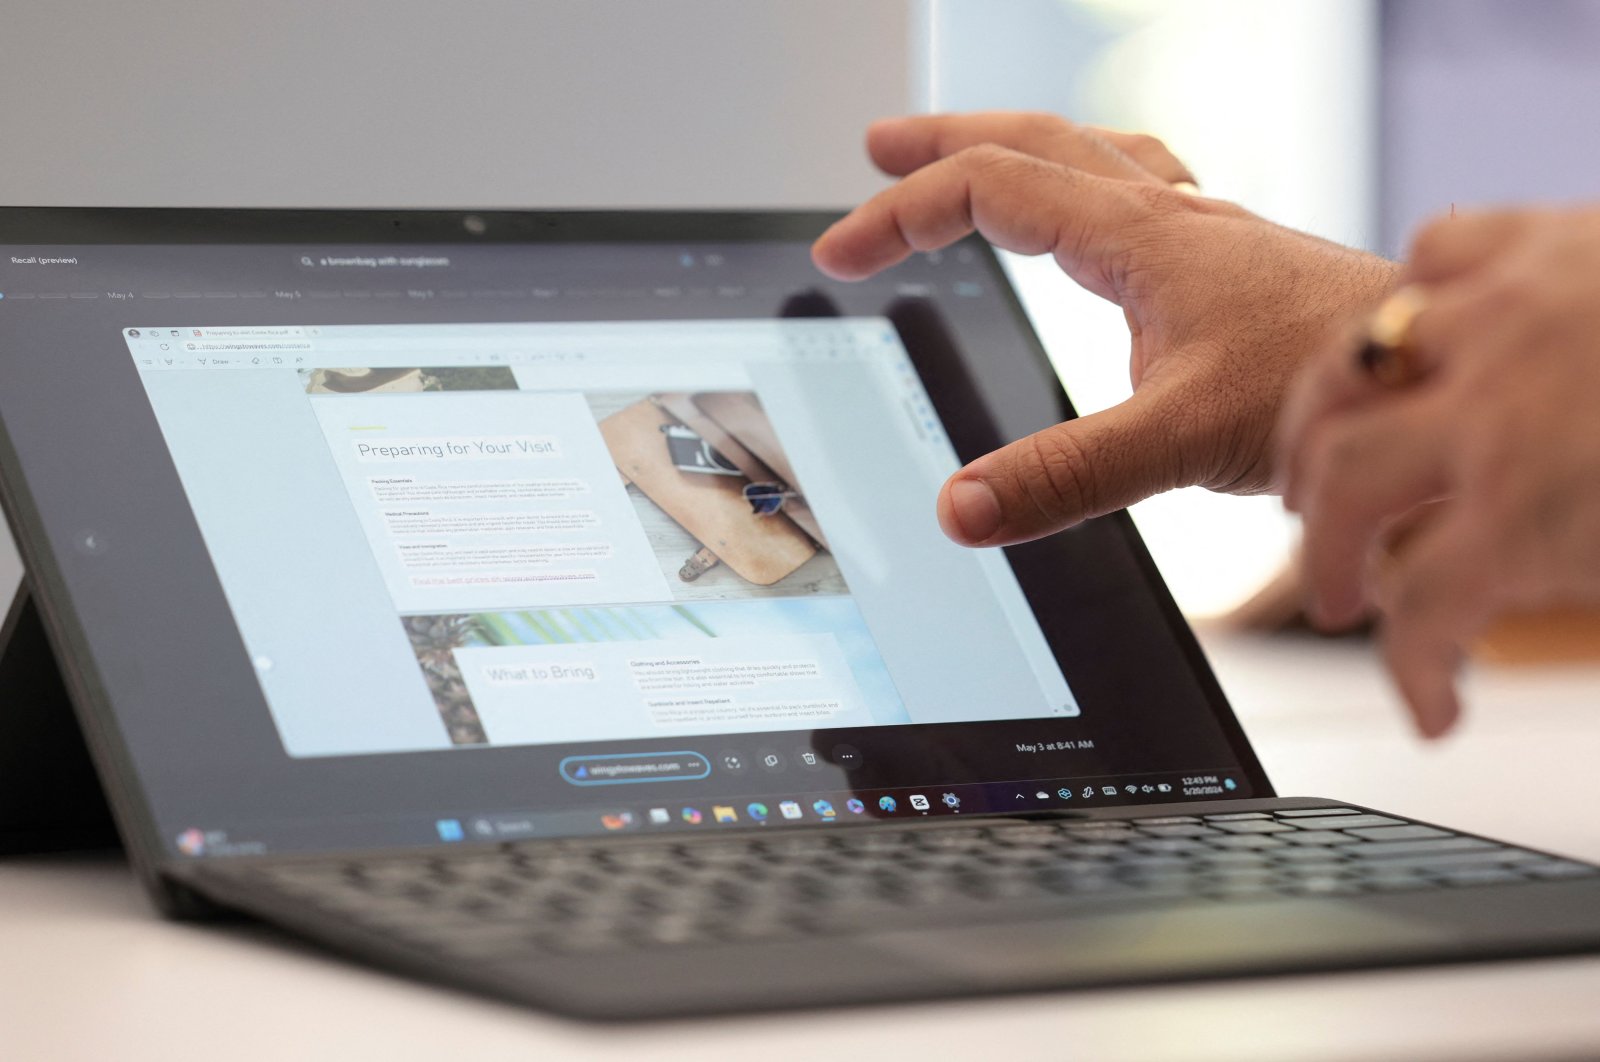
[183,340,314,353]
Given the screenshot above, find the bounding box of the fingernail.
[947,478,1001,543]
[1417,703,1456,740]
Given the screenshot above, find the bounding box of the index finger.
[812,144,1168,300]
[867,112,1186,186]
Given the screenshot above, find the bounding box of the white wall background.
[0,1,911,208]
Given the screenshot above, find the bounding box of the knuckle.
[1020,111,1072,138]
[1124,132,1168,155]
[957,144,1063,211]
[955,142,1025,172]
[1123,179,1196,223]
[1013,430,1097,523]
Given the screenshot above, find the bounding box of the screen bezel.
[0,207,1275,893]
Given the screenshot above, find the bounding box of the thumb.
[937,393,1180,546]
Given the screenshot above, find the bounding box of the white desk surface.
[5,630,1600,1062]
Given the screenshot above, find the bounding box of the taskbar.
[165,768,1249,859]
[441,767,1250,842]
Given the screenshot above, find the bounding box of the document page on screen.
[127,319,1077,757]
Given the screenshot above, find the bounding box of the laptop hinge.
[0,581,120,855]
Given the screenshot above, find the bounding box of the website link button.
[559,752,711,786]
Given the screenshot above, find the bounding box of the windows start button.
[559,751,712,786]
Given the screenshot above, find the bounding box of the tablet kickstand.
[0,581,119,855]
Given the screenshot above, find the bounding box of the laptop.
[0,207,1597,1020]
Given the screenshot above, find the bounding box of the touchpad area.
[870,899,1449,984]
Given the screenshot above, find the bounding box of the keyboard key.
[1212,820,1295,834]
[1435,867,1527,888]
[1275,807,1360,818]
[603,847,680,868]
[1210,835,1286,850]
[1115,854,1193,871]
[1036,870,1120,893]
[834,833,910,851]
[1524,861,1600,880]
[1060,845,1124,861]
[1274,845,1355,863]
[1285,877,1362,895]
[1132,816,1200,826]
[918,832,988,851]
[1343,825,1451,842]
[1283,830,1362,846]
[1062,820,1133,831]
[1364,875,1436,892]
[1065,831,1142,846]
[759,836,836,856]
[1204,812,1272,821]
[1503,849,1560,865]
[1138,825,1222,839]
[1135,839,1210,855]
[1349,851,1518,872]
[1196,850,1274,865]
[990,826,1062,845]
[1279,861,1352,878]
[984,847,1055,864]
[1285,815,1406,831]
[432,855,517,878]
[1348,837,1500,859]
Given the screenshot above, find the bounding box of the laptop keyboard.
[228,807,1598,960]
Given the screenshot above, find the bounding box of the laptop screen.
[0,214,1262,859]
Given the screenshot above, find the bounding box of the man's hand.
[1281,207,1600,737]
[812,111,1398,547]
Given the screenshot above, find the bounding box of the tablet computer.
[4,210,1590,1020]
